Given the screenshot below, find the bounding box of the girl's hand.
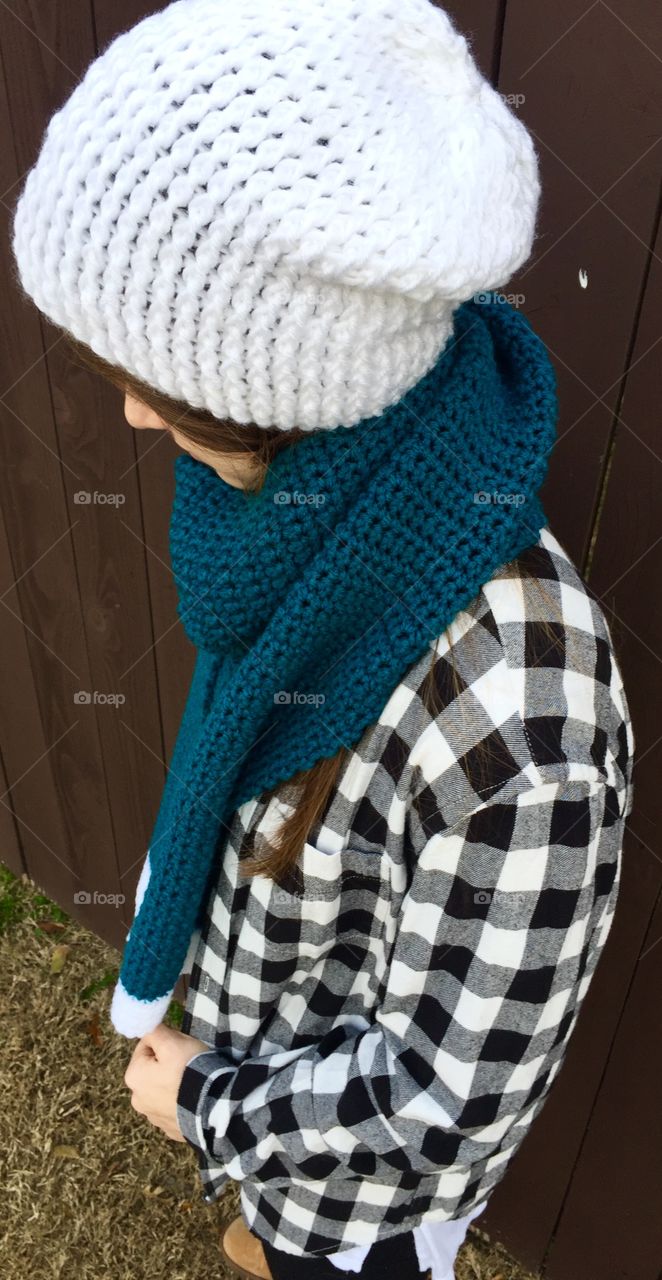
[124,1022,211,1142]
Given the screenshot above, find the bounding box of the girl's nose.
[123,392,167,431]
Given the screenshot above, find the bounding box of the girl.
[10,2,634,1279]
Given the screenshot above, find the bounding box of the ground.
[0,864,540,1280]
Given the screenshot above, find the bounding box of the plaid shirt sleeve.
[176,762,620,1182]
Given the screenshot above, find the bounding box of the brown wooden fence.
[1,3,660,1276]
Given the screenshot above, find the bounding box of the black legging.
[261,1228,427,1280]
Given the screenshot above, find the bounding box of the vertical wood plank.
[47,343,170,940]
[496,0,661,570]
[545,191,662,1280]
[1,0,163,948]
[0,749,23,876]
[0,496,69,882]
[0,3,99,922]
[0,25,37,880]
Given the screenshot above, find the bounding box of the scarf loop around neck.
[111,294,558,1036]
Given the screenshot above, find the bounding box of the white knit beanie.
[10,0,540,432]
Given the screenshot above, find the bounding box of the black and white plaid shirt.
[175,526,634,1258]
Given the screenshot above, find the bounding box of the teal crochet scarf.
[111,294,558,1036]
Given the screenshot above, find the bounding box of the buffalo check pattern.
[175,526,634,1258]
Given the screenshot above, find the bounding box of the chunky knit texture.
[11,0,540,430]
[109,295,558,1036]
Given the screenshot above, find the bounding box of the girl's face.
[123,391,257,490]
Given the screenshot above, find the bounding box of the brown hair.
[63,331,566,885]
[62,330,310,485]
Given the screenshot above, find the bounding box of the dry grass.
[0,865,539,1280]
